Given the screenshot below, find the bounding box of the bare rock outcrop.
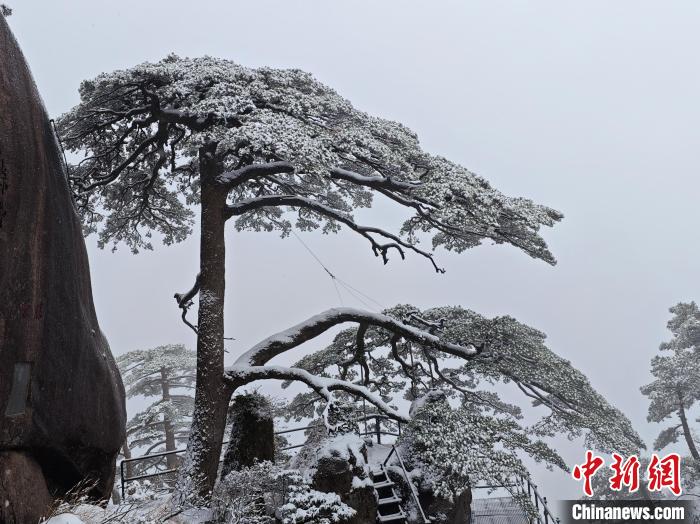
[0,12,126,520]
[310,434,377,524]
[221,393,275,477]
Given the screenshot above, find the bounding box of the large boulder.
[0,11,126,519]
[221,393,275,477]
[418,485,472,524]
[310,434,377,524]
[0,451,53,523]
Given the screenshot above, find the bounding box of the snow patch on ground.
[45,515,85,524]
[43,497,212,524]
[316,432,366,462]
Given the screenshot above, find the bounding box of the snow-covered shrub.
[322,400,359,436]
[212,461,281,523]
[277,471,355,524]
[123,479,160,502]
[0,4,11,16]
[212,462,355,524]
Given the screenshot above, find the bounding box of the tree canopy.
[58,55,561,267]
[278,305,643,456]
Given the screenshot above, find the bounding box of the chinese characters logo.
[572,451,681,497]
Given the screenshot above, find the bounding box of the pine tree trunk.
[175,143,232,503]
[678,399,700,465]
[160,368,179,470]
[122,442,133,479]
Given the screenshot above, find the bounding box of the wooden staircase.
[372,464,408,523]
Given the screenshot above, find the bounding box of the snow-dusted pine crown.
[58,55,562,265]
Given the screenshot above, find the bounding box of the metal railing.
[382,444,430,524]
[357,413,401,444]
[521,475,560,524]
[119,414,399,499]
[118,414,557,524]
[472,474,559,524]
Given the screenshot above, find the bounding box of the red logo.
[572,452,682,497]
[572,451,605,497]
[610,453,640,493]
[647,453,681,496]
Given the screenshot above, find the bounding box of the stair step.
[377,494,402,506]
[377,510,407,522]
[373,479,395,489]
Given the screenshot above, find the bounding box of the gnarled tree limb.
[225,364,409,423]
[225,195,445,273]
[174,273,201,334]
[236,306,480,367]
[218,161,295,190]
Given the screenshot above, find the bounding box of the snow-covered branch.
[328,167,422,191]
[225,195,445,272]
[224,364,409,423]
[235,306,479,367]
[218,161,295,189]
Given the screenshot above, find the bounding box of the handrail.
[522,475,559,524]
[383,445,430,524]
[119,416,558,524]
[120,415,402,499]
[433,473,559,523]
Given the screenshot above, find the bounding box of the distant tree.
[56,55,636,507]
[642,302,700,466]
[0,4,11,17]
[117,344,196,475]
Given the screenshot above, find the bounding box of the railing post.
[391,445,429,524]
[120,460,126,500]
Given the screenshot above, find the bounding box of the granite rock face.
[311,435,377,524]
[419,486,472,524]
[0,451,53,523]
[0,12,126,519]
[221,393,275,477]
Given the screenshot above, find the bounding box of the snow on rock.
[316,433,368,464]
[409,389,448,418]
[45,515,85,524]
[308,434,377,524]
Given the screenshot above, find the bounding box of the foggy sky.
[8,0,700,502]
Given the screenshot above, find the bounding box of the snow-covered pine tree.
[58,55,579,503]
[642,302,700,469]
[117,344,196,475]
[280,305,643,494]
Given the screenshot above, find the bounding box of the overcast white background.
[8,0,700,502]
